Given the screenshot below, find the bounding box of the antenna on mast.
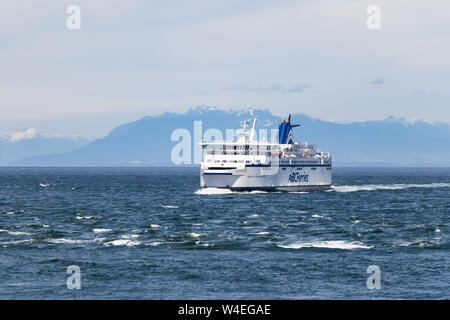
[249,109,257,141]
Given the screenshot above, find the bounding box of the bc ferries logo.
[288,172,309,183]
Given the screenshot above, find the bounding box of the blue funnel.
[278,114,299,144]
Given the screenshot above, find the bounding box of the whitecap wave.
[278,240,373,250]
[0,229,31,236]
[93,228,112,233]
[148,241,163,246]
[47,238,94,244]
[104,239,141,247]
[39,183,50,187]
[162,205,179,209]
[396,238,441,248]
[4,210,25,215]
[0,239,33,247]
[189,232,204,238]
[398,240,427,247]
[332,183,450,193]
[120,234,140,239]
[195,241,214,247]
[76,215,100,220]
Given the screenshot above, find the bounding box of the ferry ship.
[199,113,332,191]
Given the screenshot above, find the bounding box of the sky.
[1,0,449,138]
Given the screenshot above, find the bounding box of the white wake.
[195,188,233,195]
[195,183,450,195]
[195,188,269,195]
[278,240,373,250]
[332,182,450,193]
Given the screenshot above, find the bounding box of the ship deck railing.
[200,141,282,147]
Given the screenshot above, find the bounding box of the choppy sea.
[0,167,448,299]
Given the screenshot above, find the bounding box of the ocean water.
[0,167,449,299]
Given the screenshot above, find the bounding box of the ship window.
[282,168,286,171]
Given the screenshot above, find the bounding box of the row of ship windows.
[281,167,331,171]
[206,159,324,164]
[205,159,332,170]
[280,161,326,164]
[207,159,261,164]
[207,151,272,156]
[206,145,273,151]
[283,167,319,171]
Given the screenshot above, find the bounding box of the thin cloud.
[226,84,312,93]
[370,78,384,85]
[225,84,283,92]
[281,84,312,93]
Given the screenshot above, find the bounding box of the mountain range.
[6,106,450,166]
[0,129,91,166]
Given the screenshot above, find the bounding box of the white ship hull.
[200,164,332,192]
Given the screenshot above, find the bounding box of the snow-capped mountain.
[0,129,92,165]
